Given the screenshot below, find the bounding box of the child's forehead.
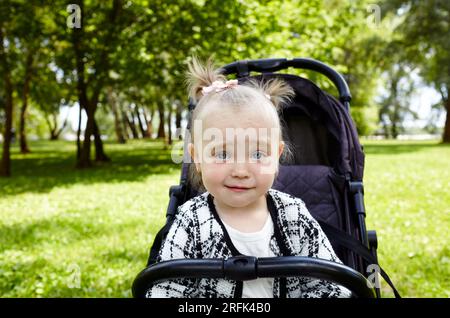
[202,104,278,130]
[209,135,273,146]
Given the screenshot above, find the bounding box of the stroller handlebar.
[132,255,375,298]
[221,58,352,105]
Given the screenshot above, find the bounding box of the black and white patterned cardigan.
[146,189,351,298]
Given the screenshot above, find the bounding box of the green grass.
[0,140,180,297]
[362,139,450,298]
[0,139,449,297]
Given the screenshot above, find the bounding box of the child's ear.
[278,141,285,159]
[188,143,201,172]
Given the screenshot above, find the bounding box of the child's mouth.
[225,185,252,192]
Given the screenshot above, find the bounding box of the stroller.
[132,58,400,298]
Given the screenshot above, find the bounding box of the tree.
[382,0,450,142]
[379,64,417,138]
[14,3,45,153]
[30,64,73,141]
[0,28,14,177]
[106,87,126,143]
[69,0,126,166]
[0,1,17,177]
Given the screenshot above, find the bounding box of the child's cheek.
[253,164,277,187]
[201,163,226,186]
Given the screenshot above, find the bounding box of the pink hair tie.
[201,79,238,96]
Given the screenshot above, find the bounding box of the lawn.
[0,139,448,297]
[362,139,449,297]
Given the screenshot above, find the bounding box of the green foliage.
[3,0,420,143]
[0,140,448,297]
[95,103,116,139]
[382,0,450,89]
[380,0,450,140]
[350,106,378,136]
[21,106,50,139]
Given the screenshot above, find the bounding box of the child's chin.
[223,196,256,208]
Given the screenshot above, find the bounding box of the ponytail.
[186,56,226,103]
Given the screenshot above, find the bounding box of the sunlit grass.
[362,139,450,298]
[0,139,448,297]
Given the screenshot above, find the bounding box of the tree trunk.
[77,105,110,166]
[76,104,82,158]
[157,103,166,139]
[390,73,400,139]
[175,102,182,140]
[93,118,110,162]
[135,107,149,138]
[72,0,92,168]
[0,28,13,177]
[45,114,57,140]
[19,100,31,153]
[77,107,94,168]
[120,104,131,139]
[107,87,126,143]
[167,103,173,145]
[392,124,398,139]
[391,110,399,139]
[49,112,69,141]
[124,108,139,139]
[443,99,450,143]
[142,107,153,138]
[19,50,33,154]
[381,120,389,139]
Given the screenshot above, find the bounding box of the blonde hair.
[186,56,295,190]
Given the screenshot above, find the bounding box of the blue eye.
[215,151,230,160]
[251,150,266,160]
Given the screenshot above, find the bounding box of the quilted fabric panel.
[272,165,342,230]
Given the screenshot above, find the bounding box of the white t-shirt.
[223,215,275,298]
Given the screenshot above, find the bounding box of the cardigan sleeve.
[145,207,200,298]
[297,202,352,298]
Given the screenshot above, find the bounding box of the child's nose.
[231,163,250,178]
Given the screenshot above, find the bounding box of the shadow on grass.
[362,141,448,155]
[0,140,181,197]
